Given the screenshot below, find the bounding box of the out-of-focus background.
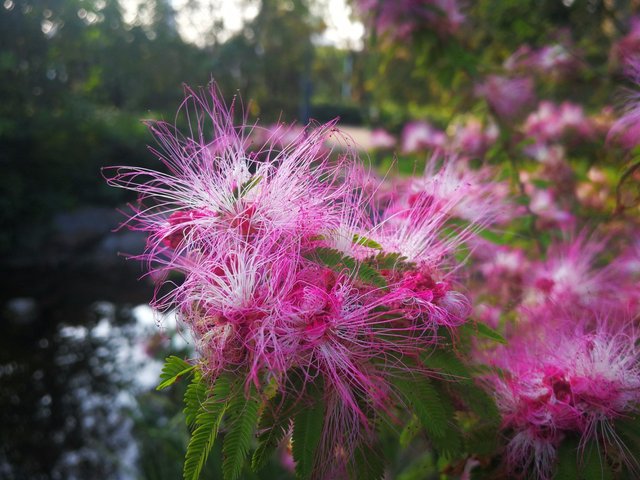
[1,0,638,478]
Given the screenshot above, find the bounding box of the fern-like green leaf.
[395,376,462,458]
[310,247,387,288]
[349,440,385,480]
[312,247,343,267]
[463,422,498,457]
[352,233,383,250]
[157,356,195,390]
[183,374,232,480]
[292,398,325,479]
[463,322,507,344]
[423,349,501,429]
[252,394,295,472]
[222,386,261,480]
[453,380,501,428]
[399,414,421,448]
[422,349,469,378]
[373,252,401,269]
[556,437,579,480]
[184,371,206,427]
[580,441,613,480]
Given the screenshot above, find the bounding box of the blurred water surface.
[0,264,185,479]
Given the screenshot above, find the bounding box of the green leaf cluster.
[307,246,387,288]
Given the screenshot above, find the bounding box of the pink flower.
[451,118,499,157]
[369,127,396,150]
[610,16,640,65]
[524,101,595,143]
[355,0,465,41]
[484,312,640,479]
[373,158,509,269]
[527,188,573,226]
[505,43,582,78]
[523,143,566,166]
[608,57,640,149]
[476,75,535,120]
[522,234,621,313]
[106,84,480,474]
[401,120,447,153]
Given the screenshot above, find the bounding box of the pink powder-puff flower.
[523,143,566,167]
[479,244,528,280]
[369,127,397,150]
[505,43,582,79]
[524,101,595,144]
[616,236,640,278]
[473,304,502,329]
[106,84,482,475]
[608,57,640,150]
[409,158,511,225]
[610,16,640,66]
[526,188,574,227]
[106,87,355,272]
[355,0,465,41]
[485,312,640,479]
[374,158,507,269]
[450,118,499,158]
[401,120,447,153]
[522,234,622,313]
[476,75,535,120]
[467,240,528,312]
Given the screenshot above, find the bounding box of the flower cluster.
[469,230,640,478]
[483,311,640,480]
[106,85,494,475]
[108,16,640,477]
[608,57,640,150]
[354,0,465,41]
[505,42,583,79]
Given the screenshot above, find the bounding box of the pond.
[0,263,189,480]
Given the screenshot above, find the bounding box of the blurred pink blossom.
[485,312,640,479]
[401,120,447,153]
[610,16,640,65]
[369,127,396,150]
[476,75,535,120]
[356,0,465,40]
[524,101,595,143]
[608,57,640,149]
[505,43,582,78]
[451,118,499,157]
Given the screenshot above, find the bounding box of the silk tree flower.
[408,159,511,225]
[609,236,640,315]
[369,127,396,150]
[608,57,640,150]
[358,157,516,328]
[450,118,499,158]
[478,244,528,293]
[522,143,566,167]
[401,120,447,153]
[505,43,582,79]
[616,236,640,278]
[610,16,640,66]
[575,167,611,210]
[106,84,481,475]
[519,175,573,228]
[476,75,535,120]
[523,101,595,144]
[484,311,640,479]
[355,0,465,41]
[521,234,623,314]
[372,158,508,267]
